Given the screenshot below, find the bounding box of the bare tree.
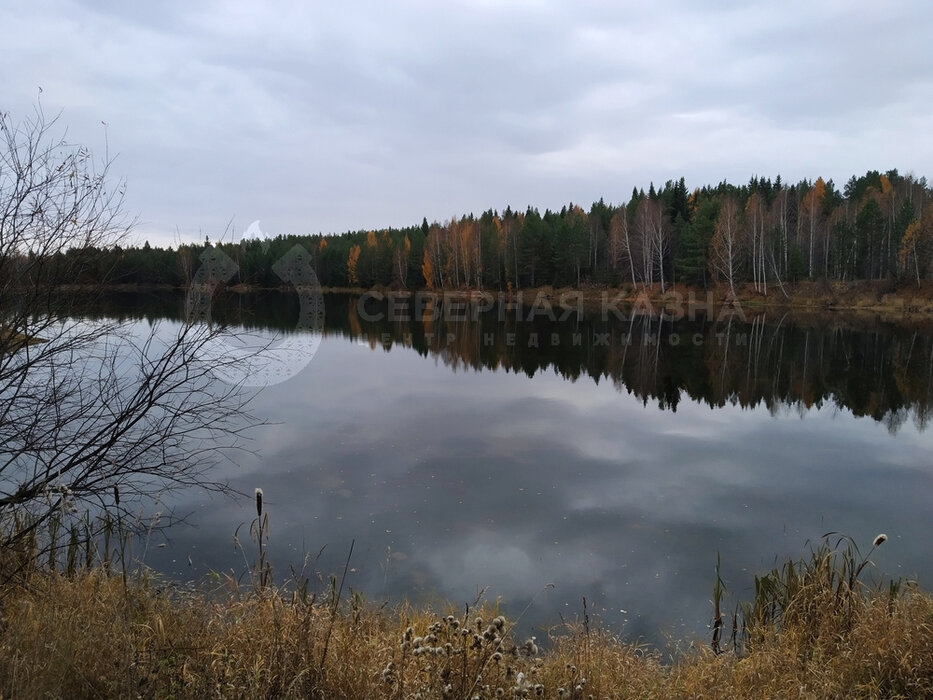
[634,198,654,287]
[608,207,637,288]
[635,198,670,292]
[745,192,768,295]
[710,196,743,297]
[0,105,253,573]
[648,202,671,293]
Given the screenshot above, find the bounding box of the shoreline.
[73,280,933,327]
[2,541,930,697]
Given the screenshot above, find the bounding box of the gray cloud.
[2,0,931,244]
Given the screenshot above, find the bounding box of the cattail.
[873,533,888,547]
[381,661,395,683]
[255,488,263,517]
[113,484,119,507]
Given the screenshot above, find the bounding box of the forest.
[54,169,933,294]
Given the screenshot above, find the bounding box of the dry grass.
[0,561,931,699]
[1,509,929,698]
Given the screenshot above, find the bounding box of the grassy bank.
[284,279,933,318]
[59,278,933,318]
[1,538,931,698]
[493,280,933,319]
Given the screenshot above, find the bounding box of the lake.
[97,290,933,650]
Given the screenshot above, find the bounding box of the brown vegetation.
[1,544,931,698]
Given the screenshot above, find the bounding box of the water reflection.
[91,290,933,430]
[92,292,933,649]
[322,293,933,432]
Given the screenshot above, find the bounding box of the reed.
[1,518,931,698]
[732,531,899,651]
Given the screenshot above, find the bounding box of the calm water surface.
[106,292,933,649]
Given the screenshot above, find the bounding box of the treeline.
[56,169,933,292]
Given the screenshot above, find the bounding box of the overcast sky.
[3,0,932,246]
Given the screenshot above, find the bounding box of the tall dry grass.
[0,565,930,696]
[0,511,931,698]
[0,570,670,698]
